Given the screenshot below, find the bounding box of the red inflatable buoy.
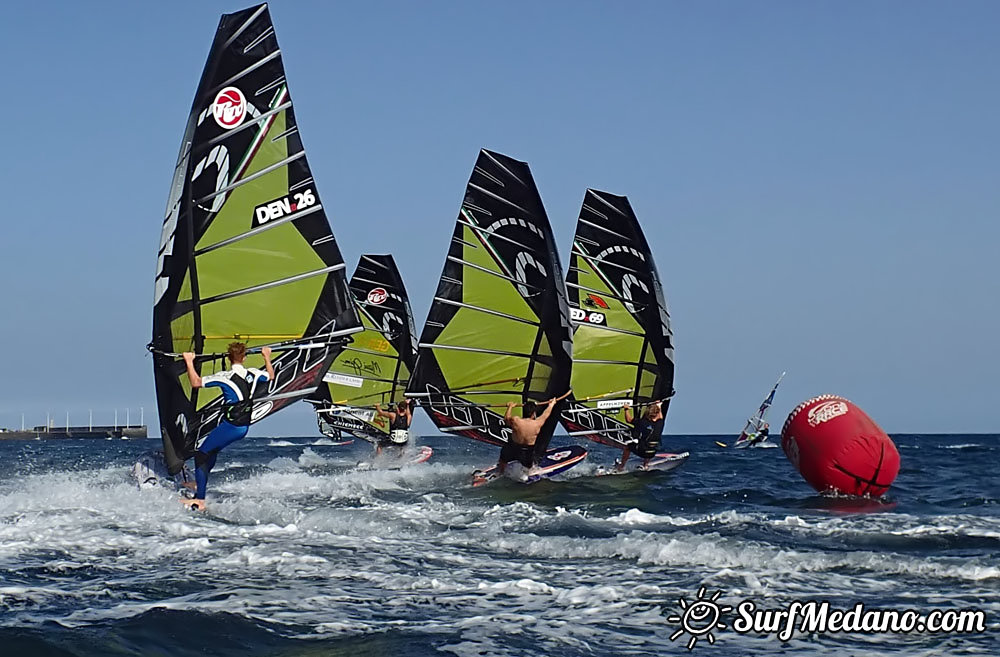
[781,395,900,497]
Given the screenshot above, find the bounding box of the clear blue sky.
[1,1,996,435]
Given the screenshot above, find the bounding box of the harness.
[221,369,258,426]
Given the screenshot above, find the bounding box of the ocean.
[0,433,996,655]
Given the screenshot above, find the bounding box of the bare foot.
[181,498,207,512]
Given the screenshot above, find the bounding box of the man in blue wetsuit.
[180,342,274,511]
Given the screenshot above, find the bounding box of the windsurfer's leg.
[498,442,512,473]
[194,449,219,500]
[192,422,249,499]
[616,446,631,471]
[517,444,534,470]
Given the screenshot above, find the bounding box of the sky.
[0,1,997,436]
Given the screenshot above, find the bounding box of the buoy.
[781,395,899,497]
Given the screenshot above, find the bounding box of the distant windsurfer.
[616,400,665,471]
[498,390,571,476]
[180,342,274,511]
[374,399,416,456]
[747,422,770,447]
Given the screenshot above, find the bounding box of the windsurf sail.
[151,4,361,474]
[734,372,785,446]
[406,149,573,459]
[559,190,675,448]
[309,254,418,442]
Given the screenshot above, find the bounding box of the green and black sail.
[559,190,675,448]
[406,149,573,458]
[310,254,417,442]
[151,3,361,474]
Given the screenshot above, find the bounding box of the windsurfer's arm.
[373,404,394,420]
[182,352,203,388]
[535,396,561,425]
[624,403,634,425]
[261,346,275,380]
[504,401,516,425]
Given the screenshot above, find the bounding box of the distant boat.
[149,3,361,474]
[309,254,418,443]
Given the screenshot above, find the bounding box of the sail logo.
[251,401,273,423]
[807,401,848,427]
[571,307,607,326]
[367,288,388,305]
[252,189,317,227]
[324,373,364,388]
[212,87,247,129]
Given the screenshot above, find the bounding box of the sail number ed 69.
[571,307,607,326]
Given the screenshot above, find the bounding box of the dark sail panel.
[407,150,573,458]
[151,4,361,473]
[559,190,675,448]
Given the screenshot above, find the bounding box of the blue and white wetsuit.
[193,364,268,499]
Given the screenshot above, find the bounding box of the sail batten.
[559,189,675,449]
[152,3,360,474]
[407,150,572,453]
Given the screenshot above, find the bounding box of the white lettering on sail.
[253,189,316,227]
[514,251,547,298]
[570,307,607,326]
[424,383,512,444]
[192,144,230,213]
[381,311,404,337]
[621,273,649,315]
[153,204,179,305]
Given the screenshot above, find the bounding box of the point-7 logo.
[666,588,987,649]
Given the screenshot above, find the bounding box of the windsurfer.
[616,400,665,471]
[498,391,570,475]
[180,342,274,510]
[374,399,416,456]
[748,422,770,446]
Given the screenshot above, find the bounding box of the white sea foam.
[0,444,996,657]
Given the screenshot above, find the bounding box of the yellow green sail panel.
[151,4,361,474]
[559,190,675,448]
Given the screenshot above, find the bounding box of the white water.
[0,438,997,655]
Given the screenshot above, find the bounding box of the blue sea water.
[0,433,996,655]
